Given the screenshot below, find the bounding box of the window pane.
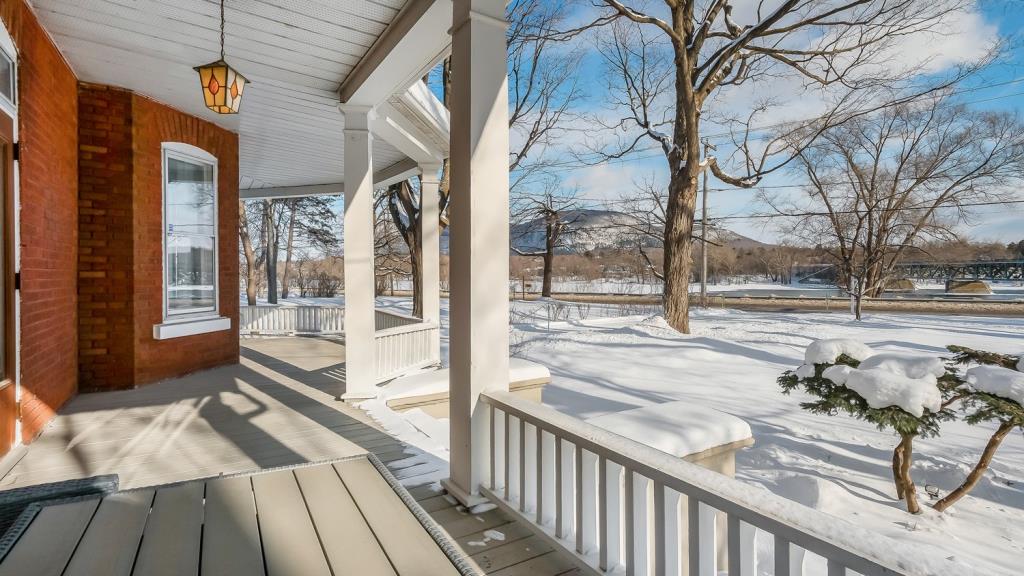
[166,234,215,312]
[0,51,13,104]
[166,157,214,236]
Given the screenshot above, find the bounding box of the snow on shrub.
[781,343,1024,515]
[965,365,1024,408]
[804,338,874,365]
[858,353,945,380]
[825,366,942,418]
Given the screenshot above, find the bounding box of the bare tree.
[567,0,981,332]
[385,0,585,312]
[280,197,338,299]
[238,199,264,306]
[512,181,581,297]
[775,95,1024,319]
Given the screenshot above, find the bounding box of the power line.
[553,199,1024,234]
[518,82,1024,175]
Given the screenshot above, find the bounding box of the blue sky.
[523,1,1024,245]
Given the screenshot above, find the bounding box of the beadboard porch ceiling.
[31,0,420,189]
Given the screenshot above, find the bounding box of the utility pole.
[700,139,716,308]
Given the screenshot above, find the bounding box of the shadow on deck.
[0,337,586,576]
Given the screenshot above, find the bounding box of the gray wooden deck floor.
[0,457,465,576]
[0,337,587,576]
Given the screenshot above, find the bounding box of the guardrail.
[240,306,440,383]
[239,305,345,335]
[374,320,440,383]
[480,390,958,576]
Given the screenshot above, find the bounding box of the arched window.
[162,143,218,319]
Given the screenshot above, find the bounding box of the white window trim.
[0,27,15,120]
[157,142,227,338]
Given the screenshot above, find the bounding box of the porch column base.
[339,390,377,403]
[441,477,490,508]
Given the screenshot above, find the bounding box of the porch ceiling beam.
[238,159,420,199]
[338,0,451,107]
[373,102,445,164]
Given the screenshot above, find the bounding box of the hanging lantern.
[195,0,248,114]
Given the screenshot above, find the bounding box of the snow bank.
[1017,355,1023,372]
[966,365,1024,407]
[804,338,874,365]
[858,353,945,380]
[825,366,942,417]
[587,401,752,457]
[381,358,550,401]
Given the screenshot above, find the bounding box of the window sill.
[153,316,231,340]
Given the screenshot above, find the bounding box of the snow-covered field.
[364,296,1024,574]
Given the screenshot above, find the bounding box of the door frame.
[0,22,19,453]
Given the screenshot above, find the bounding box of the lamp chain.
[220,0,226,61]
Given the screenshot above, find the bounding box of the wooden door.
[0,110,15,455]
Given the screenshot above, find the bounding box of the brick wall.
[0,0,80,441]
[75,89,239,390]
[77,84,134,390]
[130,94,239,384]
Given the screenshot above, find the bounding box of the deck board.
[252,469,333,576]
[335,459,461,576]
[63,489,154,576]
[132,482,205,576]
[202,477,265,576]
[294,464,397,575]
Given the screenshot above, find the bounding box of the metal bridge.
[793,260,1024,283]
[893,260,1024,281]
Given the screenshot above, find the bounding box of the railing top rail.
[240,304,343,309]
[374,321,439,337]
[482,390,963,576]
[374,308,423,322]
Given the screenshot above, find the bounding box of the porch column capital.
[339,104,377,132]
[418,162,443,185]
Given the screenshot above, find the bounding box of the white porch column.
[441,0,510,506]
[419,163,442,363]
[340,105,378,401]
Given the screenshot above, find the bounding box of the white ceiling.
[31,0,411,189]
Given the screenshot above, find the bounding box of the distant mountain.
[502,208,770,254]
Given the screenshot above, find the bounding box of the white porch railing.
[239,306,440,384]
[239,305,346,335]
[374,320,440,383]
[481,390,951,576]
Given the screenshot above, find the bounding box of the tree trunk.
[239,200,258,306]
[898,434,921,514]
[662,173,699,334]
[541,218,555,297]
[264,200,279,304]
[933,421,1014,512]
[892,444,906,500]
[281,202,297,299]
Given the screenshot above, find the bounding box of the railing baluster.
[489,403,496,490]
[598,456,608,571]
[623,468,634,576]
[536,425,544,525]
[727,514,757,576]
[555,437,563,538]
[575,444,584,554]
[826,559,845,576]
[654,481,666,576]
[775,535,791,576]
[503,412,511,501]
[519,418,527,512]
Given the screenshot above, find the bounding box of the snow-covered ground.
[362,296,1023,574]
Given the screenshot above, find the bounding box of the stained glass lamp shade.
[195,59,247,114]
